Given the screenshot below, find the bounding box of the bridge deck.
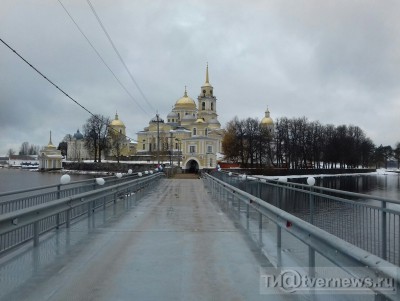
[0,178,290,301]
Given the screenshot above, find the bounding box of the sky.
[1,0,399,156]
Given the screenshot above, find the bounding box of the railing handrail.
[0,173,162,235]
[205,173,400,284]
[221,171,400,205]
[0,172,145,198]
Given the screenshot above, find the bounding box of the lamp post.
[175,138,181,167]
[156,114,160,165]
[169,131,174,169]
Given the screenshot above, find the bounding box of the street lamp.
[169,131,174,168]
[175,138,181,167]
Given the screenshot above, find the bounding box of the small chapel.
[39,132,63,170]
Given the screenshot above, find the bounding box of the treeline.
[222,116,400,169]
[7,142,40,156]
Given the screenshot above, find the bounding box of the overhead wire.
[0,37,137,142]
[57,0,150,117]
[86,0,157,114]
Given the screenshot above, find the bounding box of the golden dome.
[175,87,196,109]
[261,108,273,126]
[261,117,273,125]
[111,113,125,127]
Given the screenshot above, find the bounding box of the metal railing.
[0,173,163,255]
[0,172,151,214]
[212,171,400,267]
[204,173,399,299]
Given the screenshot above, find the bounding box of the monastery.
[137,65,224,172]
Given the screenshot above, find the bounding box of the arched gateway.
[184,159,199,173]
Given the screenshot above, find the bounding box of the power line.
[86,0,156,113]
[0,37,136,142]
[57,0,150,117]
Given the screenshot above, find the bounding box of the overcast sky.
[1,0,399,156]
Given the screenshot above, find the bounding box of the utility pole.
[175,138,181,167]
[169,131,173,169]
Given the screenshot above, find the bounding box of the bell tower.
[197,63,218,123]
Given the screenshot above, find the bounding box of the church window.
[189,145,196,153]
[210,90,213,96]
[211,103,214,111]
[209,158,213,167]
[207,145,212,153]
[203,89,206,96]
[168,119,170,122]
[202,102,205,110]
[205,128,208,136]
[193,128,197,135]
[142,144,145,150]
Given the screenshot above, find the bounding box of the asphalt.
[0,178,296,301]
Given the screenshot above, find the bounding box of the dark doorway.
[187,160,199,173]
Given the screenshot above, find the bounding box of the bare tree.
[222,117,242,163]
[7,148,15,157]
[19,142,30,155]
[83,114,110,162]
[109,130,126,163]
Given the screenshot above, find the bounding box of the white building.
[39,132,63,170]
[66,129,90,161]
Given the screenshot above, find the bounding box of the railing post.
[56,213,60,229]
[238,197,241,217]
[381,201,387,260]
[309,246,315,277]
[276,186,281,209]
[33,221,39,247]
[66,208,71,228]
[277,225,282,267]
[259,212,263,246]
[87,198,91,217]
[246,203,250,230]
[309,187,314,225]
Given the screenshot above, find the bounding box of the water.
[304,173,400,200]
[0,168,92,193]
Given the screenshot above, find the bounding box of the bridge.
[0,171,399,300]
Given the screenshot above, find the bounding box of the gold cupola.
[111,112,125,127]
[261,107,273,126]
[175,87,196,109]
